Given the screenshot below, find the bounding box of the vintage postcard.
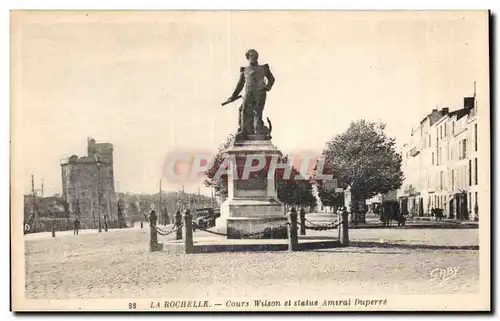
[11,10,490,311]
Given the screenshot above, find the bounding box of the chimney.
[441,107,449,114]
[464,97,475,109]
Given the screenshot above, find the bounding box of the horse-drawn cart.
[379,201,406,227]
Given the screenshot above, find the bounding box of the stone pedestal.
[215,138,287,239]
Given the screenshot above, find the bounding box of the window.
[452,121,455,135]
[469,159,472,186]
[469,192,472,212]
[474,123,478,152]
[440,126,443,139]
[444,123,447,137]
[475,158,478,185]
[459,139,467,160]
[429,134,431,147]
[452,169,455,191]
[432,152,434,165]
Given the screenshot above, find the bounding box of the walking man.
[73,217,80,235]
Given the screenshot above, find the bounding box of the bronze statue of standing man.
[225,49,275,141]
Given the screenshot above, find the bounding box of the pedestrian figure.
[73,217,80,235]
[149,209,157,225]
[104,214,109,232]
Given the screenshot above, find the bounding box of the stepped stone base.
[215,139,287,239]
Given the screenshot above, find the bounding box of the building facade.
[60,138,117,229]
[398,95,479,220]
[365,190,398,212]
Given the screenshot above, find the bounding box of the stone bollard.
[149,210,163,252]
[182,209,194,254]
[175,210,182,240]
[287,207,299,252]
[299,207,306,236]
[339,209,350,247]
[51,226,56,238]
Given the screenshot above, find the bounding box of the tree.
[320,120,404,220]
[315,182,344,208]
[276,162,316,208]
[204,134,235,197]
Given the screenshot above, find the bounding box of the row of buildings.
[397,93,480,220]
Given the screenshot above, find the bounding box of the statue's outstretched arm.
[231,68,245,98]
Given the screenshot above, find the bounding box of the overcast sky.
[12,11,489,196]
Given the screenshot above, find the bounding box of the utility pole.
[75,187,80,218]
[41,178,44,197]
[96,158,102,232]
[98,174,102,232]
[197,187,200,210]
[159,179,162,212]
[106,191,110,232]
[182,184,185,211]
[31,175,37,232]
[158,179,162,224]
[90,193,95,227]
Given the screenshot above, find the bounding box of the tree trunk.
[350,193,366,224]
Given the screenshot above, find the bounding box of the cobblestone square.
[24,226,479,299]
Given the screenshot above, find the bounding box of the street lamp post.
[104,192,108,232]
[96,156,102,232]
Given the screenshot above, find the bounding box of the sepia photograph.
[10,10,490,311]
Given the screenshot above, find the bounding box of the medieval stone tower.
[61,138,117,229]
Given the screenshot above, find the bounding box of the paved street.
[306,212,479,229]
[24,219,479,300]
